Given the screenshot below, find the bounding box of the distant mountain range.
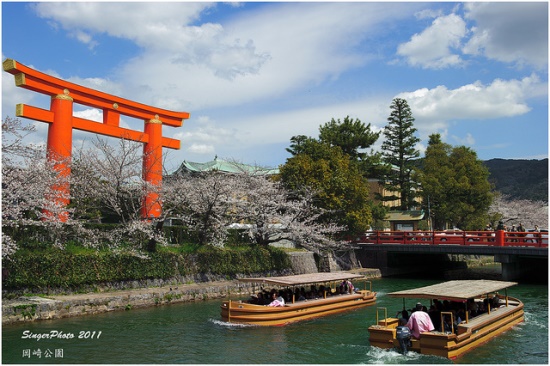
[483,158,548,202]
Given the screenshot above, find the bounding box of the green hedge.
[2,246,291,292]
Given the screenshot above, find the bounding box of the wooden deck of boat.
[459,301,523,331]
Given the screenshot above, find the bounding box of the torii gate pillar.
[142,117,163,218]
[3,58,189,221]
[46,91,74,221]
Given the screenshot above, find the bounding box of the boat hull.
[221,290,376,326]
[368,297,524,359]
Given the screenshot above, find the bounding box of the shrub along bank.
[2,245,292,297]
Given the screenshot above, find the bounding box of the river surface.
[2,276,548,364]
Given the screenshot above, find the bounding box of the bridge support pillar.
[495,254,547,282]
[495,255,521,281]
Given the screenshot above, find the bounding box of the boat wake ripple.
[209,318,257,328]
[523,311,548,330]
[366,346,423,364]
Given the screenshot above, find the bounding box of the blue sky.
[2,2,548,171]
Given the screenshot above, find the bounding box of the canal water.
[3,276,548,364]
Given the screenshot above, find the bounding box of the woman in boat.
[267,291,285,307]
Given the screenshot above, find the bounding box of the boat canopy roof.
[388,280,517,302]
[238,272,364,286]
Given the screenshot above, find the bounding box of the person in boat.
[396,309,409,326]
[428,304,441,331]
[406,303,435,339]
[492,292,500,309]
[467,298,479,317]
[248,292,262,305]
[267,291,285,307]
[296,288,306,301]
[443,314,454,334]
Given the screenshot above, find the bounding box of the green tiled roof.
[173,157,279,175]
[385,210,425,221]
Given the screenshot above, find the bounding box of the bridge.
[353,231,547,281]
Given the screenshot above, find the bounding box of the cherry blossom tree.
[2,117,79,256]
[488,194,548,229]
[162,171,238,247]
[71,137,165,251]
[233,173,347,252]
[163,162,350,253]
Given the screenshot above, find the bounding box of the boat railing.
[375,307,388,326]
[440,311,455,334]
[364,280,372,292]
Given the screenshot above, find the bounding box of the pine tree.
[380,98,420,210]
[318,116,384,178]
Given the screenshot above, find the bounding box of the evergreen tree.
[318,116,384,178]
[418,134,454,230]
[380,98,420,210]
[280,141,373,234]
[419,133,494,230]
[283,116,387,233]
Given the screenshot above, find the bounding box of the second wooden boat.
[221,272,377,326]
[368,280,524,359]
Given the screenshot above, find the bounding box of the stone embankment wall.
[3,247,381,325]
[3,280,256,325]
[3,269,381,325]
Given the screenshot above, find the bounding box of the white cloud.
[31,2,420,112]
[187,143,216,155]
[463,2,548,69]
[74,108,102,122]
[397,13,467,69]
[399,75,538,121]
[452,132,475,146]
[71,30,98,50]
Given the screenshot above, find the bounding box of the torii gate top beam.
[3,58,189,149]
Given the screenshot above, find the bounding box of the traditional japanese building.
[170,156,279,176]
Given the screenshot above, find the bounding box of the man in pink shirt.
[406,303,435,339]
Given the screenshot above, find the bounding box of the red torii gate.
[3,58,189,221]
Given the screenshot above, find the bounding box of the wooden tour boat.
[368,280,524,359]
[221,272,377,326]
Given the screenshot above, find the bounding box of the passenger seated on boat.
[267,291,285,307]
[428,305,441,331]
[283,289,294,303]
[339,280,354,294]
[480,298,489,313]
[318,285,327,298]
[456,308,466,324]
[492,292,500,309]
[406,303,435,339]
[467,298,479,317]
[249,292,263,305]
[443,315,454,334]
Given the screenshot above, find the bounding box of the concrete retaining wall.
[3,280,255,325]
[3,246,382,325]
[4,268,382,325]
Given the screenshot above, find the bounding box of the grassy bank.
[2,244,292,297]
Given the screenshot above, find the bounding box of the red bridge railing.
[353,230,548,248]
